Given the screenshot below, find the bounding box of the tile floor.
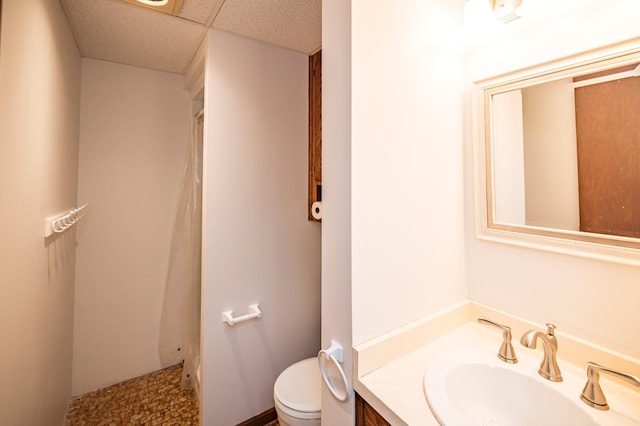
[65,363,199,425]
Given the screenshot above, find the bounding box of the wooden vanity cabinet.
[356,393,392,426]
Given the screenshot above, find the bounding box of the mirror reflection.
[490,62,640,240]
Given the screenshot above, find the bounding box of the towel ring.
[317,341,349,402]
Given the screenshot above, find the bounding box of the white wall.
[322,2,467,422]
[351,0,468,346]
[74,59,190,395]
[0,0,81,423]
[201,30,321,425]
[321,0,354,424]
[465,0,640,358]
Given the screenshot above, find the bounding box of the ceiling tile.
[60,0,322,74]
[62,0,206,73]
[178,0,225,25]
[212,0,321,54]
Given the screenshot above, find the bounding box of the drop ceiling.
[59,0,322,74]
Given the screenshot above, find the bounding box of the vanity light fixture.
[118,0,185,16]
[464,0,526,29]
[490,0,523,23]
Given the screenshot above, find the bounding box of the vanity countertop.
[353,302,640,426]
[355,323,488,425]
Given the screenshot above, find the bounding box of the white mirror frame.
[472,38,640,266]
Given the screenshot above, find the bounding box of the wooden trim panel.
[308,50,322,222]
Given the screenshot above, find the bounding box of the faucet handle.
[478,317,518,364]
[545,323,558,349]
[546,323,556,336]
[580,362,640,410]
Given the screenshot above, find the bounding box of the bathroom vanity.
[348,7,640,426]
[353,301,640,425]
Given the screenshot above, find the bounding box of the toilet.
[273,357,321,426]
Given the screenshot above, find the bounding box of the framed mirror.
[473,39,640,265]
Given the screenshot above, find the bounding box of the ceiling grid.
[59,0,321,74]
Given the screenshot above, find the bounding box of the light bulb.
[137,0,169,6]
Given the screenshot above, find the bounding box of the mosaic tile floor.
[65,363,199,425]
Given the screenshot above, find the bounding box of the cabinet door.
[356,393,391,426]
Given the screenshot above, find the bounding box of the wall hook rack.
[44,203,89,237]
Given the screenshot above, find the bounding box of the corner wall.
[73,59,190,395]
[321,0,354,423]
[351,0,468,346]
[201,30,321,425]
[0,0,81,423]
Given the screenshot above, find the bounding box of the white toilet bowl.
[273,357,321,426]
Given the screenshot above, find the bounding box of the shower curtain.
[158,110,203,390]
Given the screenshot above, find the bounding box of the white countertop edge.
[354,380,412,426]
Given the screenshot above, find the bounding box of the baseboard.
[235,407,278,426]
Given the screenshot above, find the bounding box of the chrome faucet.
[520,323,563,382]
[580,362,640,410]
[478,317,518,363]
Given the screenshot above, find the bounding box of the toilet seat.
[274,395,320,420]
[274,358,321,419]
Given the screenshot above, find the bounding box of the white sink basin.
[424,347,639,426]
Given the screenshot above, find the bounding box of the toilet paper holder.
[318,340,349,402]
[311,201,322,220]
